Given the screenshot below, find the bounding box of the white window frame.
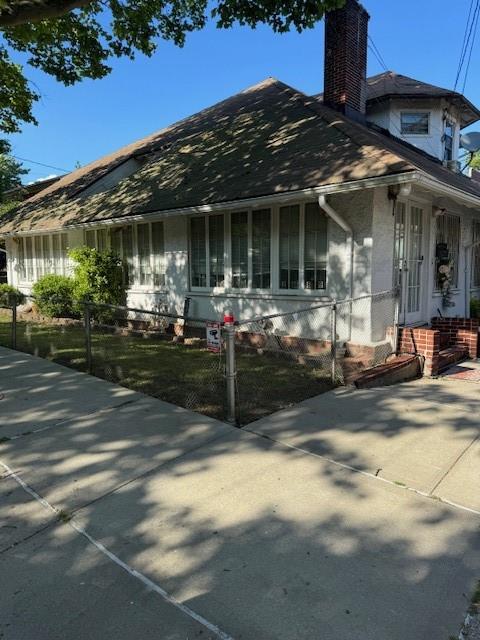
[443,117,456,162]
[188,202,329,296]
[400,111,431,136]
[91,222,166,291]
[472,220,480,289]
[17,233,69,284]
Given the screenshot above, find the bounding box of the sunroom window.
[17,233,69,283]
[304,202,328,290]
[279,205,300,290]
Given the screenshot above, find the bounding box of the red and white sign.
[206,322,221,353]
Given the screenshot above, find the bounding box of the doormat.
[441,363,480,382]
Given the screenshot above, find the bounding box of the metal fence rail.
[0,289,399,424]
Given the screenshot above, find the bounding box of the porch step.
[437,346,469,373]
[353,355,422,389]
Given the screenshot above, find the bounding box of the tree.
[470,152,480,170]
[0,139,28,203]
[0,0,345,132]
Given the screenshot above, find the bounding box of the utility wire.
[454,0,475,91]
[461,0,480,93]
[12,155,71,174]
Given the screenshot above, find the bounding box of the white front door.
[394,202,426,325]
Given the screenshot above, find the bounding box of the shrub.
[32,274,76,318]
[0,283,25,307]
[69,247,125,319]
[471,297,480,319]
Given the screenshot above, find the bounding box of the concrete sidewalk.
[1,346,479,640]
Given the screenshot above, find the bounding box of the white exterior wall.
[367,98,461,163]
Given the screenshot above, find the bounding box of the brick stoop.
[437,345,470,373]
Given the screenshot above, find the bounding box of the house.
[1,0,480,374]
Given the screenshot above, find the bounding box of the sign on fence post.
[206,321,221,353]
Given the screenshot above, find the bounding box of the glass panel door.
[394,202,425,325]
[406,206,424,318]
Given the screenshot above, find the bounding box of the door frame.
[393,198,431,326]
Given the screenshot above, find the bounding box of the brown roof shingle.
[1,77,479,235]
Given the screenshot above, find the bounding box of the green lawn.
[0,313,334,424]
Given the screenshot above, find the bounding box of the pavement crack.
[429,432,480,496]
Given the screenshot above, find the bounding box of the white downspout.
[318,194,354,302]
[464,239,480,318]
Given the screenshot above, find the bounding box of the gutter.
[0,173,418,238]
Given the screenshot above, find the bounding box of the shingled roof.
[366,71,480,128]
[1,77,479,235]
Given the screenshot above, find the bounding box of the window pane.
[473,221,480,288]
[252,209,271,289]
[231,211,248,288]
[279,205,299,290]
[137,223,151,286]
[111,228,122,255]
[304,202,327,290]
[43,236,52,275]
[17,237,26,281]
[191,217,206,287]
[25,237,34,281]
[401,113,429,135]
[34,236,44,278]
[97,228,107,252]
[61,234,69,275]
[52,235,61,275]
[151,221,165,288]
[85,230,96,248]
[122,226,135,286]
[435,213,460,289]
[209,215,224,288]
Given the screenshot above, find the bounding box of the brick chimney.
[324,0,370,122]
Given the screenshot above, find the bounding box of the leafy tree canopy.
[0,138,28,201]
[0,0,345,132]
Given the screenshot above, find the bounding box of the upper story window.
[443,119,455,162]
[400,112,430,135]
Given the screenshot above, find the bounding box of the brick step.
[342,355,374,385]
[437,346,469,373]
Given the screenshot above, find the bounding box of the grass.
[0,313,334,424]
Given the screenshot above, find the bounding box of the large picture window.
[17,233,69,283]
[435,213,460,289]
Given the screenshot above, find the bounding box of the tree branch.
[0,0,95,27]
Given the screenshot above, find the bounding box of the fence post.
[330,301,337,384]
[11,293,17,350]
[392,287,400,355]
[84,302,92,374]
[224,313,236,424]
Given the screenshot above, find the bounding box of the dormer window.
[443,120,455,161]
[400,112,430,135]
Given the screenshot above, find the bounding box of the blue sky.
[6,0,480,183]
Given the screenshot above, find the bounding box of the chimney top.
[323,0,370,122]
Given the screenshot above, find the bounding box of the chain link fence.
[0,289,399,424]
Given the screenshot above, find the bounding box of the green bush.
[32,274,76,318]
[69,247,125,320]
[471,297,480,319]
[0,283,25,307]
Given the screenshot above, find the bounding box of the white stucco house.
[1,0,480,372]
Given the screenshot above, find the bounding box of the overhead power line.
[12,155,71,174]
[454,0,480,92]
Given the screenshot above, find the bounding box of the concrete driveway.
[1,346,479,640]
